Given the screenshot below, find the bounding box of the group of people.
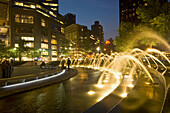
[61,58,71,70]
[1,59,13,78]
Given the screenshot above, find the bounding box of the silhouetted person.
[6,60,12,78]
[61,59,66,69]
[1,60,7,78]
[67,58,71,69]
[10,59,14,72]
[40,61,45,68]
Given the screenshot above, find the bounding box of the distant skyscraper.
[64,13,76,27]
[91,21,104,51]
[119,0,168,24]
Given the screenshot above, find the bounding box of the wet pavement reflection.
[0,68,109,113]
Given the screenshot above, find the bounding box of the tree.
[81,37,94,53]
[60,37,70,55]
[114,0,169,51]
[136,0,167,24]
[149,14,170,41]
[114,22,135,52]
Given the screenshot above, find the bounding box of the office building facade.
[91,21,104,52]
[64,13,76,27]
[0,0,9,46]
[65,24,92,57]
[8,0,64,61]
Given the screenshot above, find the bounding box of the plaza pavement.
[0,62,78,98]
[0,61,59,78]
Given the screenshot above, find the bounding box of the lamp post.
[96,46,100,54]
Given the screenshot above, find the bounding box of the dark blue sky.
[59,0,119,41]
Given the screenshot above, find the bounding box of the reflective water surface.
[0,68,107,113]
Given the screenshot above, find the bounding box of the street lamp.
[96,46,100,53]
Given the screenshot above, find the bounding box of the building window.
[61,27,64,34]
[144,3,148,6]
[129,14,132,17]
[52,35,56,38]
[15,43,19,47]
[52,51,57,56]
[14,2,23,6]
[15,14,34,24]
[24,42,34,48]
[21,15,34,24]
[21,37,34,41]
[51,45,57,50]
[51,39,57,44]
[15,14,20,23]
[41,19,46,27]
[41,43,48,49]
[15,27,34,33]
[41,50,48,55]
[41,38,48,42]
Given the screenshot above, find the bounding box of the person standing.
[61,59,65,69]
[67,58,71,69]
[1,60,7,78]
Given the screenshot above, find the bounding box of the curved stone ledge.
[0,69,78,99]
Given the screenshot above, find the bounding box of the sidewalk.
[0,62,59,78]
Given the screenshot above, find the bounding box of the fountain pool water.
[61,48,169,101]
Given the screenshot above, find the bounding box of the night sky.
[59,0,119,41]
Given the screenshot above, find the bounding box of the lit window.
[41,38,48,42]
[49,11,57,17]
[21,37,34,41]
[144,3,147,6]
[51,39,57,44]
[14,2,23,6]
[15,43,19,47]
[60,21,64,24]
[41,43,48,49]
[23,4,30,8]
[133,13,135,16]
[51,8,57,11]
[41,19,46,27]
[15,14,20,23]
[133,3,136,6]
[24,42,34,47]
[51,45,57,50]
[129,14,132,17]
[20,15,34,24]
[52,51,57,55]
[41,50,48,55]
[30,5,35,9]
[36,4,41,9]
[61,28,64,34]
[52,35,56,38]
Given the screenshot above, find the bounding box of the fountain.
[64,46,169,112]
[60,27,169,112]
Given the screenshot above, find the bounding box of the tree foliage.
[114,0,169,52]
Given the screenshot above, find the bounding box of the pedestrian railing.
[0,69,63,87]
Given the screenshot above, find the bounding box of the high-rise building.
[91,21,104,52]
[0,0,9,45]
[8,0,64,61]
[65,24,92,56]
[64,13,76,27]
[39,0,58,15]
[119,0,168,24]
